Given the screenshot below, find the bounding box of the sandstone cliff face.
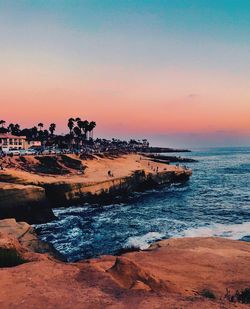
[0,183,54,223]
[0,166,191,223]
[0,219,249,308]
[44,169,191,206]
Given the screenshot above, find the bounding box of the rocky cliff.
[0,183,54,223]
[0,219,249,308]
[44,169,191,206]
[0,155,192,223]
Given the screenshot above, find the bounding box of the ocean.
[36,147,250,262]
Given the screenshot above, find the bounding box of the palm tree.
[49,123,56,136]
[73,126,81,149]
[88,121,96,140]
[8,123,15,134]
[20,128,32,140]
[73,126,81,136]
[13,124,20,135]
[38,129,49,146]
[74,120,86,147]
[81,120,89,140]
[67,118,75,134]
[31,126,38,139]
[0,120,6,128]
[43,129,49,141]
[38,123,44,131]
[76,120,84,133]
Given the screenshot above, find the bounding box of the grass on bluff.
[0,248,27,268]
[60,155,85,171]
[35,156,68,174]
[34,155,85,174]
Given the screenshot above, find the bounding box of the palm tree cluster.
[0,118,150,152]
[0,118,96,149]
[67,118,96,140]
[0,120,56,142]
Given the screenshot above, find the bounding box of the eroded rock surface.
[0,154,191,223]
[0,219,250,308]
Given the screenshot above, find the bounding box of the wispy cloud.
[187,93,199,99]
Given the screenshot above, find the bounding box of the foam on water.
[179,222,250,240]
[125,232,165,250]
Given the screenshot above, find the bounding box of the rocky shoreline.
[0,154,249,308]
[141,146,191,153]
[0,154,192,224]
[0,219,250,308]
[143,153,198,163]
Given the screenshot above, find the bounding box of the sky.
[0,0,250,147]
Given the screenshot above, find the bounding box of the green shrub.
[201,289,216,299]
[236,288,250,304]
[0,248,27,267]
[35,156,68,174]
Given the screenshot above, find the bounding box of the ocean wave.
[124,232,165,250]
[53,206,89,216]
[179,222,250,240]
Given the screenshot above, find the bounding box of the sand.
[0,154,189,186]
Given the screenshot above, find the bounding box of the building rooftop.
[0,134,26,139]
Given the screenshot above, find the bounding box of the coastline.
[0,154,192,223]
[0,153,250,308]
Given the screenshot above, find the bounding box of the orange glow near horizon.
[1,63,250,137]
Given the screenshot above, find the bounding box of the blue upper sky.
[0,1,249,147]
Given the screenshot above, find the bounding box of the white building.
[25,140,42,148]
[0,134,26,152]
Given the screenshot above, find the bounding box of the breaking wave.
[179,222,250,240]
[124,232,165,250]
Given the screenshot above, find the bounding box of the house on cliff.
[0,134,26,152]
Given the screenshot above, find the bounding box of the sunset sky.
[1,1,250,147]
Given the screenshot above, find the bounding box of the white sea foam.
[125,232,165,250]
[179,222,250,240]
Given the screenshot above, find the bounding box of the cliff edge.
[0,154,192,223]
